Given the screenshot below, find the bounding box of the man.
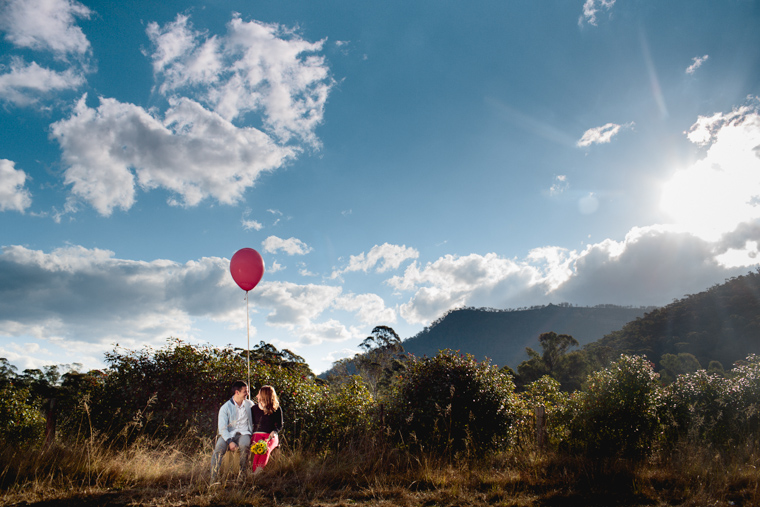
[210,380,253,481]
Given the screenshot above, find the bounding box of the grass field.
[1,435,759,507]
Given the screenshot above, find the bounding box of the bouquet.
[252,440,268,455]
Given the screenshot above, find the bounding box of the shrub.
[0,384,45,444]
[660,369,733,447]
[388,350,518,456]
[82,339,327,448]
[563,354,662,459]
[514,375,570,449]
[318,375,376,448]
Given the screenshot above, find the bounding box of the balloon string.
[246,291,250,399]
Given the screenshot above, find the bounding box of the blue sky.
[1,0,759,375]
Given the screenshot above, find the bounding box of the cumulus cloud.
[0,159,32,212]
[0,245,237,351]
[391,225,749,325]
[47,12,332,215]
[262,236,312,255]
[686,54,709,75]
[577,121,634,147]
[334,293,397,325]
[50,95,294,215]
[0,0,91,107]
[241,209,263,231]
[663,101,760,241]
[579,0,616,27]
[0,0,91,57]
[0,244,392,367]
[390,103,760,325]
[331,243,419,278]
[0,58,86,106]
[146,13,333,147]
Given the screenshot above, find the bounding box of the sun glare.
[660,118,760,242]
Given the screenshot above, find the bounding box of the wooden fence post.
[535,404,546,450]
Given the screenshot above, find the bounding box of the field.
[1,436,759,507]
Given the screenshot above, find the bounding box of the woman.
[251,385,284,473]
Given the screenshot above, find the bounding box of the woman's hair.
[257,385,280,415]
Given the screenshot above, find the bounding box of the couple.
[210,381,284,481]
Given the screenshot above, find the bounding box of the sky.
[1,0,759,376]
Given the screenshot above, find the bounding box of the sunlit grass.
[1,436,759,506]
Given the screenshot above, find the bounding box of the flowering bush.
[562,355,662,459]
[661,354,760,448]
[387,350,519,455]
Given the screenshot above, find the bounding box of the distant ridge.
[402,304,654,369]
[587,270,760,371]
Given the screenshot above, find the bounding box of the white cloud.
[577,121,634,147]
[147,13,333,147]
[242,219,263,231]
[331,243,419,278]
[391,224,750,326]
[686,54,709,75]
[549,174,569,196]
[579,0,616,27]
[0,58,85,106]
[662,101,760,240]
[250,281,341,327]
[0,245,238,350]
[334,293,397,325]
[262,236,312,255]
[50,95,294,215]
[241,209,263,231]
[0,244,373,366]
[0,159,32,212]
[0,0,92,57]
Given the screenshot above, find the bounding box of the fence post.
[535,404,546,450]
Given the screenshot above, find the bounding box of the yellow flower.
[252,440,268,455]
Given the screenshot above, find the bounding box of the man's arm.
[217,401,236,445]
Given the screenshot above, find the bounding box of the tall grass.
[2,434,759,506]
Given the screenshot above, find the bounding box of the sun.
[660,119,760,242]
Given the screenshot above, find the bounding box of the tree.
[659,352,701,384]
[388,349,518,455]
[329,326,405,400]
[517,332,586,390]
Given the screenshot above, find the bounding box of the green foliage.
[563,355,662,459]
[0,383,45,444]
[661,354,760,448]
[513,376,570,449]
[88,339,327,447]
[517,332,589,391]
[325,326,405,401]
[659,352,702,384]
[316,375,376,448]
[587,270,760,372]
[388,349,518,455]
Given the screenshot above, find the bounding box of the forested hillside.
[586,270,760,373]
[402,304,653,369]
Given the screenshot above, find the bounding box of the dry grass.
[1,437,759,507]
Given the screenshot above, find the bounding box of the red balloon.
[230,248,265,292]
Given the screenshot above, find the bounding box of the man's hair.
[231,380,248,396]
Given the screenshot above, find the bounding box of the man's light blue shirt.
[217,397,254,442]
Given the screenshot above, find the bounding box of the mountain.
[402,304,653,369]
[586,270,760,371]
